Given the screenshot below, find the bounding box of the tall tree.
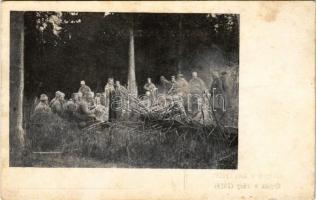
[127,19,138,97]
[10,12,25,165]
[177,14,183,73]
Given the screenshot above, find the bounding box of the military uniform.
[51,99,66,117]
[188,76,208,123]
[78,85,91,97]
[168,81,177,95]
[159,76,172,94]
[105,83,115,121]
[176,78,189,97]
[74,100,96,123]
[64,99,79,121]
[144,82,157,100]
[189,77,207,95]
[34,102,52,114]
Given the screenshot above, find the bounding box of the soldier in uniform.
[34,94,52,114]
[31,94,53,151]
[189,72,207,95]
[139,91,152,110]
[188,71,208,123]
[50,91,62,106]
[64,93,80,121]
[76,91,96,126]
[175,73,189,111]
[144,78,157,101]
[159,76,172,95]
[167,76,177,95]
[78,80,91,98]
[176,73,189,97]
[209,71,225,121]
[104,78,115,121]
[51,91,66,117]
[113,81,127,119]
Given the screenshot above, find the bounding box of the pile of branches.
[60,88,238,168]
[62,113,237,168]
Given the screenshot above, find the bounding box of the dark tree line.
[24,12,239,99]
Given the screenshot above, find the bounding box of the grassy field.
[14,110,237,169]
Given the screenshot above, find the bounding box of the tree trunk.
[127,23,138,97]
[177,15,183,73]
[10,12,25,165]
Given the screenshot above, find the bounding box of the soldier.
[210,71,224,109]
[208,71,226,124]
[176,73,189,97]
[78,80,91,97]
[167,75,177,95]
[50,91,62,106]
[94,93,102,105]
[159,76,172,94]
[34,94,52,114]
[139,91,152,109]
[104,78,116,121]
[114,81,127,119]
[51,92,66,117]
[188,72,208,123]
[105,78,115,97]
[31,94,52,151]
[115,81,127,92]
[188,72,207,95]
[175,73,189,111]
[144,78,157,99]
[64,93,80,121]
[76,91,96,126]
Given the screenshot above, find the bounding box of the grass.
[14,106,238,169]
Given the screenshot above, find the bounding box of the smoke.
[182,44,239,126]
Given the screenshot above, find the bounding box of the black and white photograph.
[10,11,239,169]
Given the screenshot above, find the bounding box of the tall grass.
[25,110,237,168]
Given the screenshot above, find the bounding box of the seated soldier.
[50,91,62,106]
[75,91,96,127]
[64,93,80,121]
[34,94,52,114]
[94,104,107,122]
[51,91,66,117]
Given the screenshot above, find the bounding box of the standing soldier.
[176,73,189,111]
[104,78,115,121]
[188,72,207,95]
[209,71,225,120]
[159,75,172,95]
[188,71,208,123]
[78,80,91,98]
[144,78,157,102]
[168,75,177,95]
[176,73,189,97]
[139,91,153,110]
[114,81,127,119]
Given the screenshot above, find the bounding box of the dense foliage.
[24,12,239,99]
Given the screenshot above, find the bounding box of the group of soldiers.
[141,71,229,123]
[33,70,233,126]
